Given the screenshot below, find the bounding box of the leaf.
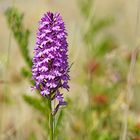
[55,110,64,137]
[94,36,117,57]
[92,17,114,34]
[23,95,49,116]
[5,7,32,68]
[21,67,32,78]
[84,17,115,44]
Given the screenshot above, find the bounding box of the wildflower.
[32,12,70,114]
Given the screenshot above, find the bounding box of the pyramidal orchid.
[32,12,70,116]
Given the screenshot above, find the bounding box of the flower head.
[32,12,70,114]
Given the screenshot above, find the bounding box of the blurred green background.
[1,0,140,140]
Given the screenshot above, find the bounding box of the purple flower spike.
[32,12,70,114]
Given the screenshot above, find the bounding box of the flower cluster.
[32,12,70,114]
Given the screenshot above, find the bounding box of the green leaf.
[55,110,64,137]
[94,36,117,57]
[92,17,114,34]
[23,95,49,116]
[84,17,114,44]
[5,7,32,68]
[21,67,32,78]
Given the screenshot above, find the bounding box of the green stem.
[48,98,54,140]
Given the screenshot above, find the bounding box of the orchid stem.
[48,98,54,140]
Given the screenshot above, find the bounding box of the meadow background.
[0,0,140,140]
